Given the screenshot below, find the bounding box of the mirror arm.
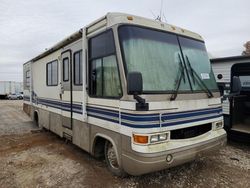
[134,95,145,104]
[133,94,149,111]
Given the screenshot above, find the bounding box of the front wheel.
[104,141,127,177]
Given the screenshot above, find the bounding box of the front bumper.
[122,133,227,176]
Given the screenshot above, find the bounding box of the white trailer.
[211,56,250,142]
[23,12,226,176]
[0,81,22,99]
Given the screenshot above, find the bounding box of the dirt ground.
[0,100,249,188]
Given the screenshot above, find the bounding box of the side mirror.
[127,72,143,95]
[232,76,241,94]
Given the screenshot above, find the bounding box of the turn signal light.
[133,134,148,144]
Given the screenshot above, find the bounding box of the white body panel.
[212,61,235,83]
[212,58,250,84]
[32,50,61,100]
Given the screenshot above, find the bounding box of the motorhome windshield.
[119,25,218,94]
[178,36,218,92]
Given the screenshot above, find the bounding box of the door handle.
[60,82,64,94]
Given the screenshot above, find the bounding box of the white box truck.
[0,81,23,99]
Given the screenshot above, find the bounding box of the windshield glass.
[179,37,218,91]
[119,25,218,93]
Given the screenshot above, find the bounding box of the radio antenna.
[155,0,166,22]
[160,0,163,21]
[151,0,167,22]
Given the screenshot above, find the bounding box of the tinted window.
[63,58,69,81]
[89,30,122,98]
[47,60,58,86]
[89,30,115,59]
[74,51,82,85]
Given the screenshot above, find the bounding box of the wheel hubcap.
[107,143,119,169]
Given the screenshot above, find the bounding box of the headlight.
[133,132,169,145]
[150,132,169,143]
[150,135,159,143]
[159,133,168,141]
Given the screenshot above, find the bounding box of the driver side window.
[88,30,122,98]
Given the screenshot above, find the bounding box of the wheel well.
[93,136,107,158]
[34,111,39,125]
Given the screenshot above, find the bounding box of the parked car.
[17,93,23,100]
[8,93,18,100]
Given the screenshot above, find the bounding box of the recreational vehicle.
[23,13,226,176]
[211,55,250,142]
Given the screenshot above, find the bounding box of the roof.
[24,30,82,64]
[24,12,204,64]
[211,55,250,63]
[106,12,203,41]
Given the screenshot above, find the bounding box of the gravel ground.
[0,100,249,188]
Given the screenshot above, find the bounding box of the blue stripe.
[27,97,222,128]
[119,114,222,128]
[162,114,222,127]
[39,98,82,110]
[121,111,158,117]
[38,99,82,114]
[87,106,118,114]
[88,106,222,128]
[87,113,119,124]
[161,108,222,121]
[87,107,119,118]
[163,106,222,115]
[90,106,222,123]
[121,114,159,122]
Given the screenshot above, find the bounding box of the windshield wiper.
[170,53,186,101]
[185,55,213,98]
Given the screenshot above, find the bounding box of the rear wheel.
[104,141,127,177]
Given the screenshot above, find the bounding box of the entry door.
[61,50,73,129]
[230,62,250,130]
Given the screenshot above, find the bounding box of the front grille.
[170,123,212,139]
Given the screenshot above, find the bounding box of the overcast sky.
[0,0,249,81]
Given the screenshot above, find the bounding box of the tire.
[104,141,127,177]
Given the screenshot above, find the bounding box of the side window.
[89,30,122,98]
[63,57,69,81]
[26,70,30,87]
[74,51,82,85]
[46,60,58,86]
